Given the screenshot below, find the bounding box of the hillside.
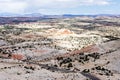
[0,16,120,80]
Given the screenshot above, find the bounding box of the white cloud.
[86,0,109,5]
[0,0,110,14]
[0,0,27,13]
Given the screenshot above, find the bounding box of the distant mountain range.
[0,13,43,17]
[0,13,76,18]
[0,12,119,17]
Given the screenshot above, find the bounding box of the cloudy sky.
[0,0,119,15]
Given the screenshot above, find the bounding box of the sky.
[0,0,119,15]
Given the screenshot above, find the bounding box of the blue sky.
[0,0,119,15]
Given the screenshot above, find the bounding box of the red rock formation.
[11,54,24,60]
[59,44,99,58]
[57,29,74,35]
